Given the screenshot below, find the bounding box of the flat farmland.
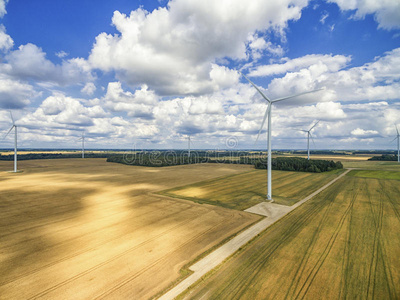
[161,169,343,209]
[0,159,260,299]
[180,174,400,300]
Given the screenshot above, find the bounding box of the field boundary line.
[157,168,353,300]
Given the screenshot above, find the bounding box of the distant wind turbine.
[300,121,319,160]
[78,132,85,158]
[3,112,18,172]
[392,124,400,163]
[188,135,193,158]
[241,72,323,201]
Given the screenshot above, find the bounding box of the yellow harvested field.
[0,159,259,299]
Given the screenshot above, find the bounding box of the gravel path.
[158,169,352,300]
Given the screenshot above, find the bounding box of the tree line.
[107,153,343,173]
[0,153,108,161]
[368,154,398,161]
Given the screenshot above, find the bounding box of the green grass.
[159,169,344,210]
[180,175,400,300]
[342,160,400,170]
[348,169,400,180]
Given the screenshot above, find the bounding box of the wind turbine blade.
[9,111,15,125]
[256,103,271,143]
[309,120,320,131]
[396,124,399,136]
[2,126,14,140]
[240,72,271,103]
[390,136,398,143]
[299,130,308,132]
[310,133,316,148]
[271,88,324,103]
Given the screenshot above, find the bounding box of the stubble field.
[0,159,260,299]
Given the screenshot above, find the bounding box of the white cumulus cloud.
[2,43,95,85]
[81,82,96,96]
[0,25,13,51]
[329,0,400,30]
[0,0,8,18]
[89,0,310,95]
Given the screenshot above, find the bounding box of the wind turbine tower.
[241,72,323,201]
[78,132,85,158]
[4,112,18,172]
[188,135,191,158]
[393,124,400,163]
[301,121,319,160]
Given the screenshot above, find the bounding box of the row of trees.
[107,153,343,173]
[107,152,202,166]
[254,157,343,173]
[368,154,398,161]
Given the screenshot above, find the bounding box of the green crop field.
[160,169,344,210]
[180,174,400,300]
[342,160,400,171]
[348,169,400,180]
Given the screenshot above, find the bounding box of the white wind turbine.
[300,121,319,160]
[392,124,400,163]
[78,132,85,158]
[241,72,323,201]
[188,135,193,158]
[3,112,18,172]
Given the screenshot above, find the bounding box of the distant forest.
[368,154,398,161]
[0,153,108,161]
[254,157,343,173]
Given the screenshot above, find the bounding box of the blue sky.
[0,0,399,150]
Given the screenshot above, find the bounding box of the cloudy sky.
[0,0,399,150]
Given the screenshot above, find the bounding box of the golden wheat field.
[0,159,260,299]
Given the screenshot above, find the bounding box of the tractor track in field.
[366,179,386,299]
[284,180,343,300]
[28,207,219,300]
[375,180,397,299]
[339,177,363,300]
[0,194,162,239]
[0,197,175,249]
[385,182,400,223]
[93,222,224,300]
[2,205,196,288]
[293,177,359,300]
